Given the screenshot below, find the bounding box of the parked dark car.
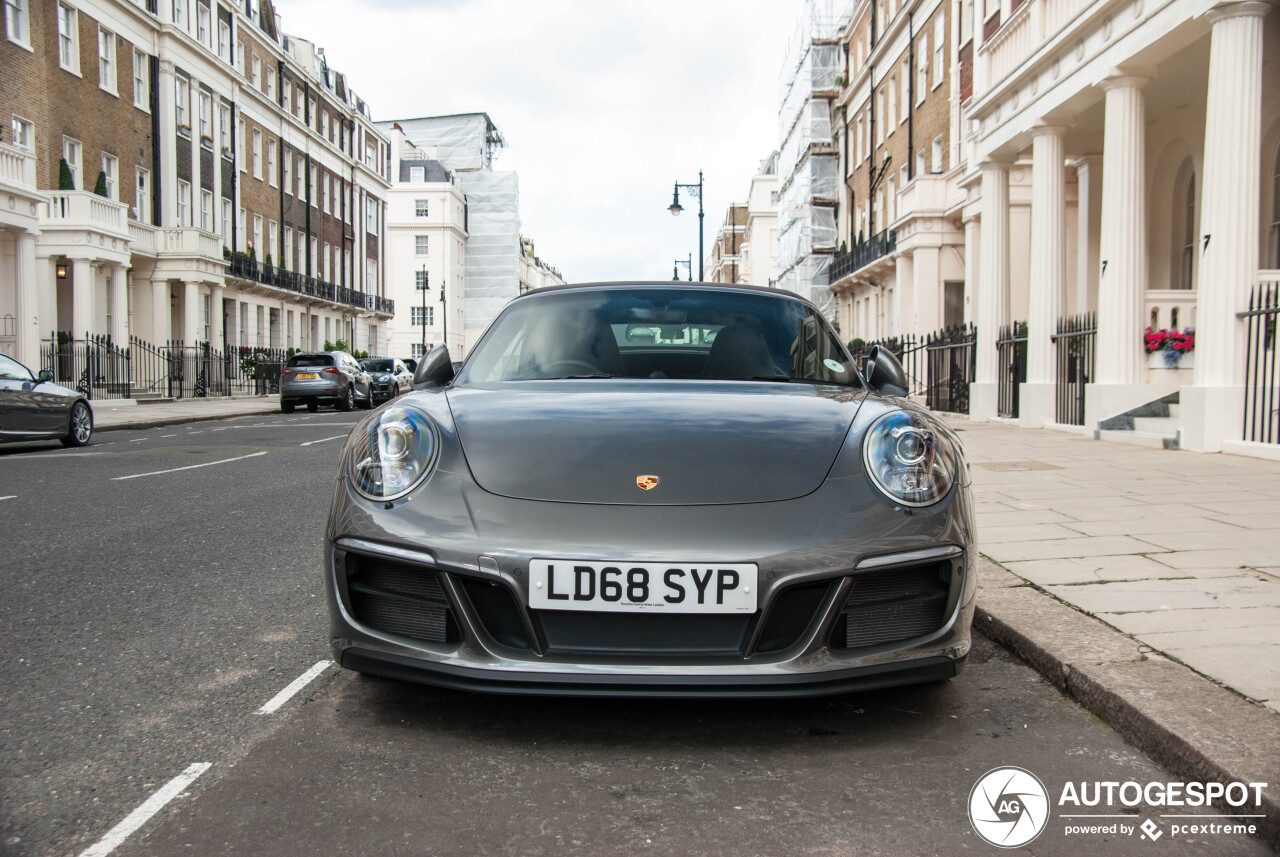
[280,352,373,413]
[0,353,93,447]
[359,358,413,403]
[326,282,975,697]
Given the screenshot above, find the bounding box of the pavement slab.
[1004,554,1195,585]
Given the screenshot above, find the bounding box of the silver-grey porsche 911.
[325,282,976,697]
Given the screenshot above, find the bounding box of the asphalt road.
[0,414,1271,856]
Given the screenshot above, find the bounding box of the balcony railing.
[830,229,897,283]
[980,0,1091,89]
[40,191,129,236]
[128,221,159,255]
[0,143,36,190]
[225,253,394,316]
[159,227,222,260]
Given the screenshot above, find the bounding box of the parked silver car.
[359,358,414,403]
[280,352,373,413]
[0,353,93,446]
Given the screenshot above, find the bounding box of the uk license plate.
[528,560,757,614]
[297,372,318,379]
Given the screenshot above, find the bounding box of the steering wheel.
[543,359,603,376]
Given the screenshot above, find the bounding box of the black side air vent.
[830,561,950,649]
[346,556,460,645]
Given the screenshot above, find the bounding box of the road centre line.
[258,660,332,714]
[76,763,211,857]
[300,434,348,447]
[111,451,267,481]
[160,434,176,438]
[0,495,15,501]
[129,438,147,443]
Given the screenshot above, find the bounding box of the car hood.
[446,381,866,505]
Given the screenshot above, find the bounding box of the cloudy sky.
[276,0,803,283]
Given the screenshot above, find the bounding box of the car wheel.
[61,400,93,447]
[281,400,295,414]
[337,385,354,411]
[307,401,319,413]
[359,387,374,410]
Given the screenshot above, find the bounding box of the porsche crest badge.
[636,475,660,491]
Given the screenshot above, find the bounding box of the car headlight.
[348,404,439,500]
[863,410,955,507]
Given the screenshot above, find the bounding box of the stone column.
[1183,0,1271,452]
[894,252,914,337]
[183,281,201,344]
[108,264,129,345]
[971,160,1010,420]
[210,285,225,350]
[14,231,39,367]
[1071,156,1102,316]
[913,245,942,335]
[71,258,94,340]
[1022,125,1067,428]
[1087,74,1151,428]
[158,61,178,226]
[963,216,980,327]
[152,280,171,344]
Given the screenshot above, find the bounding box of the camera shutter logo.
[969,767,1051,848]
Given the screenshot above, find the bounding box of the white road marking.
[0,495,16,501]
[300,434,348,447]
[210,427,227,432]
[76,763,211,857]
[187,430,203,434]
[160,434,177,438]
[258,660,332,715]
[111,451,267,481]
[129,438,147,443]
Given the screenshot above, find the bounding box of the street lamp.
[673,255,692,282]
[420,265,428,354]
[668,170,704,281]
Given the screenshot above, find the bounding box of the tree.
[58,158,75,190]
[93,171,108,198]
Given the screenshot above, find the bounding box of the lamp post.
[668,170,704,281]
[439,276,448,352]
[420,265,428,354]
[673,255,692,282]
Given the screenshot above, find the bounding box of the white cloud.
[276,0,802,282]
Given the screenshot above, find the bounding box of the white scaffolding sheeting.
[386,114,503,171]
[457,170,521,340]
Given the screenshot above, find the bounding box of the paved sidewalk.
[88,395,283,431]
[954,417,1280,712]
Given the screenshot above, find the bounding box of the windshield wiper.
[550,373,614,380]
[742,375,793,382]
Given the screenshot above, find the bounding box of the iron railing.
[1242,282,1279,443]
[925,324,976,414]
[830,229,897,282]
[850,334,929,397]
[996,321,1028,419]
[39,333,132,400]
[225,253,394,316]
[1052,313,1095,427]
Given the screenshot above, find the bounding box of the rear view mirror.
[863,345,909,397]
[412,344,455,390]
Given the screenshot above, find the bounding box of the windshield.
[287,354,335,368]
[458,287,860,386]
[361,359,395,372]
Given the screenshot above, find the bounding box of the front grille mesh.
[832,562,950,649]
[347,557,458,645]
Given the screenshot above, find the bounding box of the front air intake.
[830,561,951,649]
[346,556,460,645]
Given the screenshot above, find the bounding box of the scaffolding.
[776,0,851,318]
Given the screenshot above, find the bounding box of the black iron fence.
[850,334,929,397]
[996,321,1028,419]
[39,333,132,400]
[1242,282,1280,444]
[830,229,897,282]
[225,252,394,315]
[1052,312,1095,427]
[925,324,976,414]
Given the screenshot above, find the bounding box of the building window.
[5,0,30,47]
[323,242,331,281]
[239,207,246,250]
[198,91,211,145]
[410,306,433,327]
[266,69,275,101]
[236,117,244,167]
[283,227,293,269]
[366,198,376,234]
[321,111,329,140]
[267,139,277,186]
[101,153,117,199]
[295,155,304,198]
[252,128,262,179]
[219,103,230,155]
[1179,169,1197,290]
[916,149,926,177]
[251,54,261,90]
[282,79,292,112]
[136,167,150,220]
[176,78,190,134]
[57,3,77,73]
[409,166,425,182]
[411,343,425,359]
[900,59,910,123]
[415,199,429,217]
[235,41,243,73]
[283,151,292,194]
[268,219,277,261]
[415,235,429,256]
[196,2,209,46]
[934,15,946,88]
[173,0,187,29]
[62,137,81,189]
[98,27,116,93]
[309,164,317,207]
[323,177,330,213]
[221,197,231,245]
[917,34,929,105]
[931,135,943,173]
[253,213,263,256]
[177,180,190,226]
[11,115,33,151]
[132,49,148,108]
[200,189,212,231]
[217,20,229,62]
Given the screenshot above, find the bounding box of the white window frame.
[283,226,293,269]
[933,15,946,89]
[200,188,212,231]
[323,175,330,214]
[221,197,231,246]
[917,34,929,106]
[172,0,188,29]
[11,115,33,151]
[219,103,230,155]
[197,2,210,47]
[266,69,275,101]
[238,207,246,250]
[101,153,118,199]
[282,149,291,194]
[900,60,910,124]
[309,165,317,207]
[176,179,191,226]
[321,111,329,140]
[415,235,429,256]
[415,199,429,217]
[217,19,229,62]
[409,165,425,183]
[175,77,190,135]
[57,3,78,74]
[268,219,277,263]
[62,136,81,189]
[252,128,262,180]
[5,0,31,48]
[253,213,263,257]
[267,139,277,187]
[98,26,116,94]
[251,54,261,90]
[295,155,304,198]
[415,270,427,290]
[136,167,150,220]
[132,48,148,109]
[198,91,211,145]
[931,135,944,173]
[236,118,244,169]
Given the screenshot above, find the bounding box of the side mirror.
[412,344,456,390]
[36,369,53,384]
[862,345,909,397]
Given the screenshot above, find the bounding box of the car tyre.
[61,400,93,447]
[307,401,319,413]
[281,400,295,414]
[337,385,354,411]
[359,386,374,410]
